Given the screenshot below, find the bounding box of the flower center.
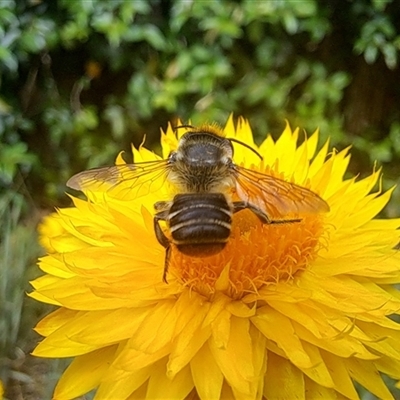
[170,209,325,300]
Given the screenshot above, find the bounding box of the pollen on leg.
[170,209,326,300]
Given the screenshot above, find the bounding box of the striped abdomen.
[168,192,232,256]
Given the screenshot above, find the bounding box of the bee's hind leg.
[233,201,271,223]
[162,246,172,283]
[233,201,301,224]
[153,208,172,283]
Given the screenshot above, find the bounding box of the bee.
[67,124,329,282]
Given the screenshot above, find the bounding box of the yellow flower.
[31,116,400,400]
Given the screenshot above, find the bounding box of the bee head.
[172,124,262,166]
[175,129,233,166]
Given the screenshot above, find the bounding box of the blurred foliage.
[0,192,46,399]
[1,0,400,396]
[0,0,399,209]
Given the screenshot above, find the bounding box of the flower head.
[31,116,400,399]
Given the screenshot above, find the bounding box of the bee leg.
[163,246,172,283]
[154,211,171,283]
[233,201,301,224]
[233,201,271,223]
[154,200,170,212]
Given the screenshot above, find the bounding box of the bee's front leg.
[154,201,172,283]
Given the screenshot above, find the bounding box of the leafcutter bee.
[67,124,330,282]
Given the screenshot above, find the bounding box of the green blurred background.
[1,0,400,398]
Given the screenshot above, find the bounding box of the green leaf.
[0,46,18,71]
[104,105,126,139]
[20,31,47,52]
[290,0,317,16]
[125,25,166,50]
[371,0,392,11]
[382,42,397,69]
[364,44,378,64]
[0,142,35,184]
[282,11,298,34]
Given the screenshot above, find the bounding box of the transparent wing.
[67,159,171,199]
[234,165,329,219]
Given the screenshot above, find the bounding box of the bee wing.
[67,159,171,199]
[234,165,329,219]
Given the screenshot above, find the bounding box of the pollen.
[171,209,325,300]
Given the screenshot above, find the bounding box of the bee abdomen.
[168,193,232,255]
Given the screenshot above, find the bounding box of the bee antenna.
[173,124,263,160]
[228,138,263,160]
[174,124,195,132]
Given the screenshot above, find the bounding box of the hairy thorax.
[168,161,235,193]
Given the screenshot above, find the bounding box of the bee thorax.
[168,164,234,192]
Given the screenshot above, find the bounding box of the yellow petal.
[211,309,231,350]
[264,352,305,400]
[320,351,359,400]
[107,345,169,375]
[146,360,194,400]
[346,357,394,399]
[167,300,211,378]
[34,307,79,336]
[303,376,342,399]
[298,341,334,388]
[95,365,151,400]
[294,322,376,360]
[252,306,312,369]
[190,343,224,400]
[128,299,177,353]
[210,317,257,397]
[33,307,155,357]
[54,345,117,399]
